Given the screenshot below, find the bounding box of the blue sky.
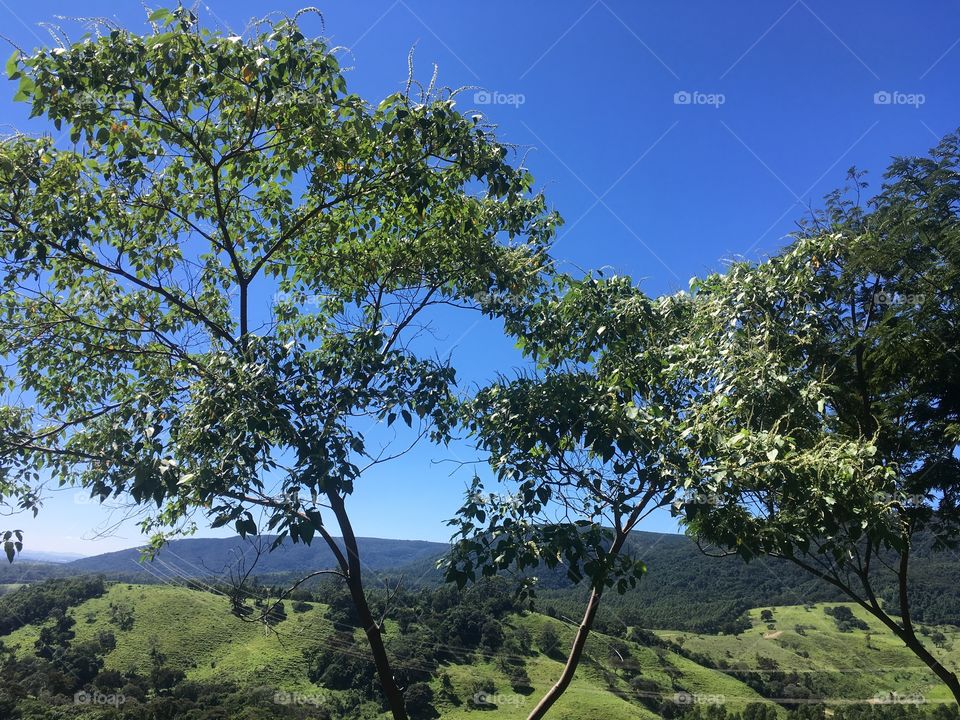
[2,1,959,554]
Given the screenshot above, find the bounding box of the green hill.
[2,580,958,719]
[657,603,960,706]
[0,581,771,719]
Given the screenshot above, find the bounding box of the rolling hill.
[4,581,956,719]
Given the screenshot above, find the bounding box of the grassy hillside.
[1,582,775,719]
[3,581,959,718]
[657,603,960,706]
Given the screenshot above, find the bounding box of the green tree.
[676,134,960,704]
[446,274,687,719]
[0,8,557,718]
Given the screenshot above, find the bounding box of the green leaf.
[5,50,19,80]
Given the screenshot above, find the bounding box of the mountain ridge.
[3,529,959,632]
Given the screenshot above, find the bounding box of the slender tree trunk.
[865,604,960,706]
[525,526,637,720]
[328,491,408,720]
[888,548,959,705]
[902,631,960,705]
[527,586,604,720]
[787,551,960,708]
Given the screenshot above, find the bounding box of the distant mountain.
[57,535,448,582]
[0,535,448,585]
[17,550,87,563]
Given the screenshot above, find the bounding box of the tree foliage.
[445,274,690,718]
[675,132,960,704]
[0,8,558,718]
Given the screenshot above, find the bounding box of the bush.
[507,625,533,656]
[480,620,504,652]
[108,601,135,631]
[538,623,562,658]
[506,664,533,693]
[404,682,437,719]
[823,606,869,632]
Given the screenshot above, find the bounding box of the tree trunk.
[328,491,408,720]
[865,606,960,705]
[526,586,604,720]
[902,632,960,705]
[894,542,960,706]
[787,551,960,708]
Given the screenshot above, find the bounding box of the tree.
[675,133,960,704]
[480,619,504,652]
[403,682,437,720]
[0,8,558,718]
[446,274,688,719]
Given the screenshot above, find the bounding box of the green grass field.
[657,603,960,706]
[3,583,957,717]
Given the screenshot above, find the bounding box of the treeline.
[0,576,105,635]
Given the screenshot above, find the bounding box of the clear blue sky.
[2,1,958,554]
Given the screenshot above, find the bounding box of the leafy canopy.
[0,6,559,550]
[446,275,689,594]
[678,134,960,563]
